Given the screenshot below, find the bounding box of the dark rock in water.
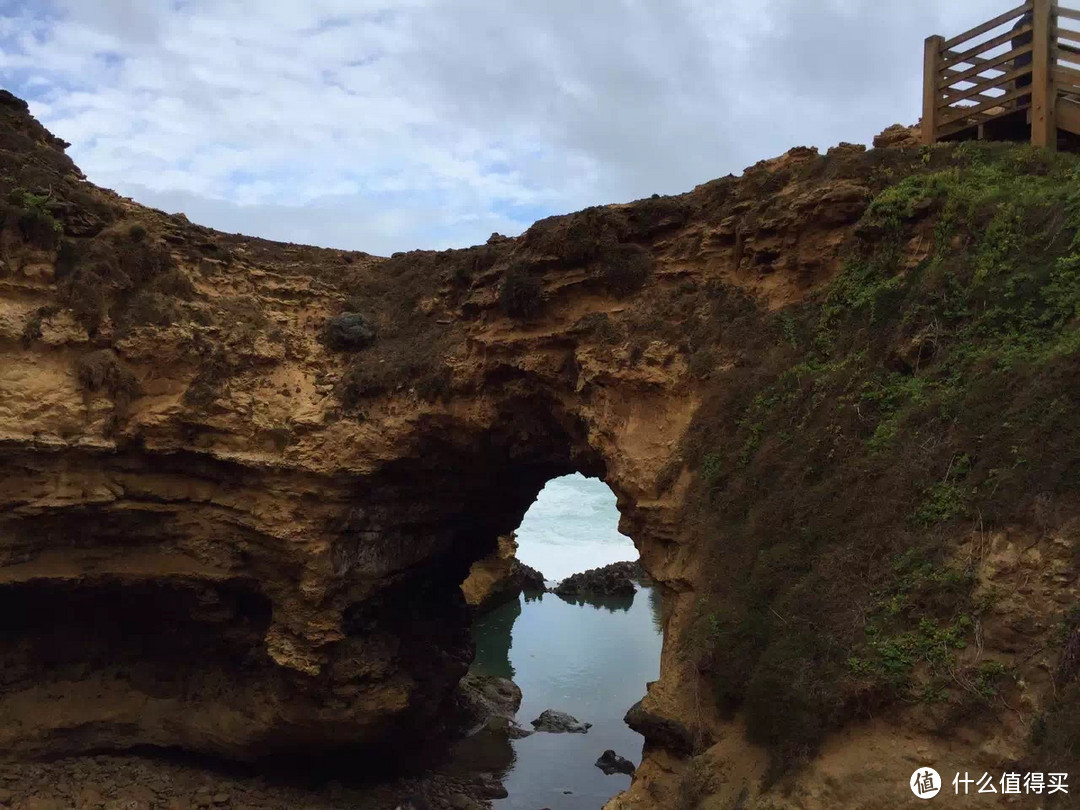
[554,560,645,599]
[530,709,591,733]
[454,672,532,738]
[595,749,636,776]
[517,561,546,592]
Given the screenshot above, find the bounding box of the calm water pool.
[469,585,664,810]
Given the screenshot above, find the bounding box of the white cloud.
[3,0,1010,254]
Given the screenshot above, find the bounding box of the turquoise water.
[470,586,664,809]
[514,474,638,582]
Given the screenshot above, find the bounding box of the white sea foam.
[514,473,635,582]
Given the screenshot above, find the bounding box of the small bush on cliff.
[53,231,188,336]
[332,250,460,407]
[522,207,628,266]
[600,243,652,297]
[8,188,62,249]
[500,265,543,318]
[20,304,59,347]
[322,312,377,351]
[73,349,140,406]
[685,143,1080,775]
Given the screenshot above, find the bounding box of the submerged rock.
[530,709,591,734]
[595,749,636,776]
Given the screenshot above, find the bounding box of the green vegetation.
[499,264,543,318]
[686,143,1080,775]
[600,242,652,297]
[335,249,468,407]
[322,312,377,351]
[7,188,62,249]
[73,349,140,407]
[51,227,191,336]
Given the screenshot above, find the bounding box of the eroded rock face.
[5,94,1077,810]
[461,533,545,614]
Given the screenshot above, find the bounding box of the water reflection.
[552,591,636,613]
[648,585,664,634]
[442,727,516,780]
[472,595,520,680]
[470,585,663,810]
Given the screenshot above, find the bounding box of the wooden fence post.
[1031,0,1057,149]
[923,35,945,145]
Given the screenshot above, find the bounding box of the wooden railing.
[923,0,1080,148]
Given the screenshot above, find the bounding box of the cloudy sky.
[1,0,1008,255]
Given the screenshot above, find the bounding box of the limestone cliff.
[2,87,1080,810]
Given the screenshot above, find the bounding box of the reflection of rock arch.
[470,594,522,681]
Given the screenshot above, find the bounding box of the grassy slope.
[684,142,1080,777]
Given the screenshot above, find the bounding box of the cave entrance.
[459,473,662,810]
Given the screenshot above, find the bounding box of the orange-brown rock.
[460,533,544,614]
[873,122,922,149]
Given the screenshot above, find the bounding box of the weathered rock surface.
[624,695,696,758]
[460,533,545,615]
[872,122,921,150]
[454,671,531,739]
[554,560,643,599]
[530,710,591,734]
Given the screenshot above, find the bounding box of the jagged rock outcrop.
[554,560,643,599]
[460,533,545,614]
[3,92,1080,810]
[530,709,591,734]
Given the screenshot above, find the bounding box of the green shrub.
[323,312,377,351]
[20,305,59,347]
[499,265,543,318]
[73,350,140,406]
[9,189,62,249]
[54,239,80,280]
[600,243,652,297]
[128,223,147,242]
[62,269,108,336]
